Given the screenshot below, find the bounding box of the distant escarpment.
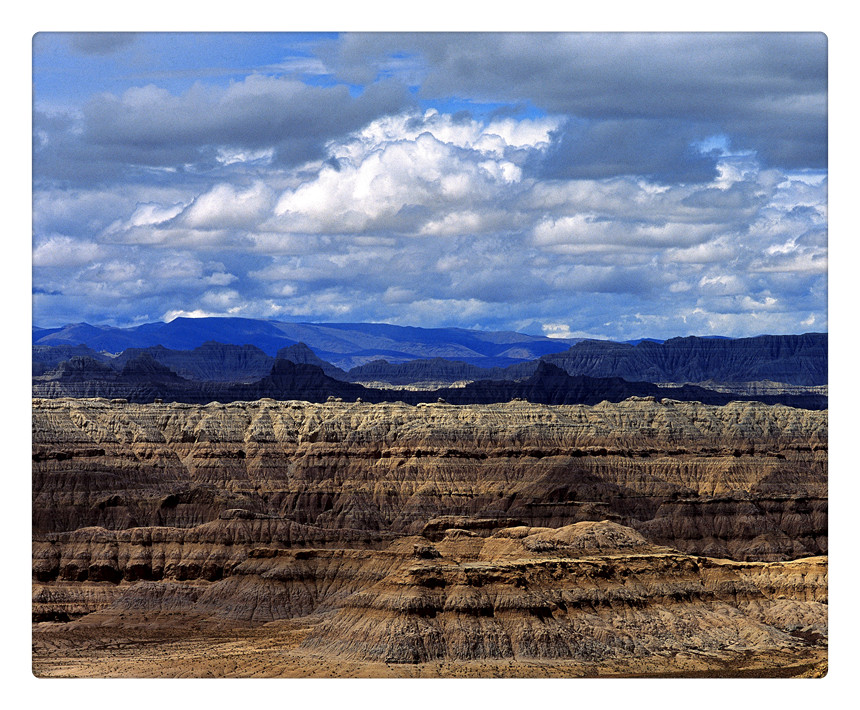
[433,362,826,409]
[33,344,111,376]
[33,324,827,387]
[32,356,370,404]
[32,357,827,410]
[33,397,826,561]
[35,341,347,384]
[542,333,826,386]
[275,343,349,379]
[343,333,827,389]
[346,357,532,385]
[112,342,275,382]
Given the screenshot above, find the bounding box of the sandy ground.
[32,617,827,679]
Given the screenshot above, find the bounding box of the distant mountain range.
[31,318,827,408]
[32,317,579,370]
[32,355,827,410]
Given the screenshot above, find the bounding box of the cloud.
[666,241,737,265]
[79,76,413,170]
[749,252,828,274]
[179,182,275,230]
[31,34,828,339]
[269,112,554,235]
[162,308,221,321]
[32,236,102,267]
[204,272,238,286]
[322,33,827,174]
[67,33,138,56]
[532,215,722,252]
[534,118,721,183]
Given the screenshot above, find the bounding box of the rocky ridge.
[33,357,827,409]
[543,333,827,386]
[33,397,826,561]
[343,333,828,388]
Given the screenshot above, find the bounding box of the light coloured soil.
[32,617,826,679]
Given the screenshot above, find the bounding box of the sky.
[31,31,828,340]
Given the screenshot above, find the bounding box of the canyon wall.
[32,396,827,675]
[33,397,826,562]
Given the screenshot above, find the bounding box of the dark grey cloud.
[680,182,763,211]
[322,33,827,176]
[83,77,411,152]
[533,119,720,183]
[33,111,202,186]
[35,77,414,187]
[68,33,139,56]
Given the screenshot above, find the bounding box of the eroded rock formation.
[543,333,827,386]
[32,396,827,676]
[33,358,827,409]
[33,397,826,560]
[302,523,827,663]
[33,521,827,670]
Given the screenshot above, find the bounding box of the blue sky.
[32,32,828,339]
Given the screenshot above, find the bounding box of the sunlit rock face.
[32,521,828,667]
[33,397,826,561]
[31,396,827,675]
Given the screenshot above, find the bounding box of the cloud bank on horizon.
[32,32,827,340]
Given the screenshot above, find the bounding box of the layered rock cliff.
[32,397,827,675]
[113,342,274,382]
[302,523,827,664]
[33,397,826,561]
[33,521,826,670]
[343,333,828,389]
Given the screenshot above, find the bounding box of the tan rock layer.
[298,524,826,663]
[33,398,827,561]
[33,518,395,585]
[35,521,827,666]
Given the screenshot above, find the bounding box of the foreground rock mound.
[34,521,824,671]
[302,522,826,663]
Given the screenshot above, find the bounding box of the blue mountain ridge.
[32,317,581,368]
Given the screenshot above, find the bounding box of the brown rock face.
[33,521,826,671]
[32,397,827,676]
[33,397,826,561]
[299,523,827,664]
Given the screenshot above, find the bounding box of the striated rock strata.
[33,395,827,676]
[33,397,826,561]
[33,521,826,671]
[302,522,827,663]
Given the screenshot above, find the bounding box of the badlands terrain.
[32,394,827,677]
